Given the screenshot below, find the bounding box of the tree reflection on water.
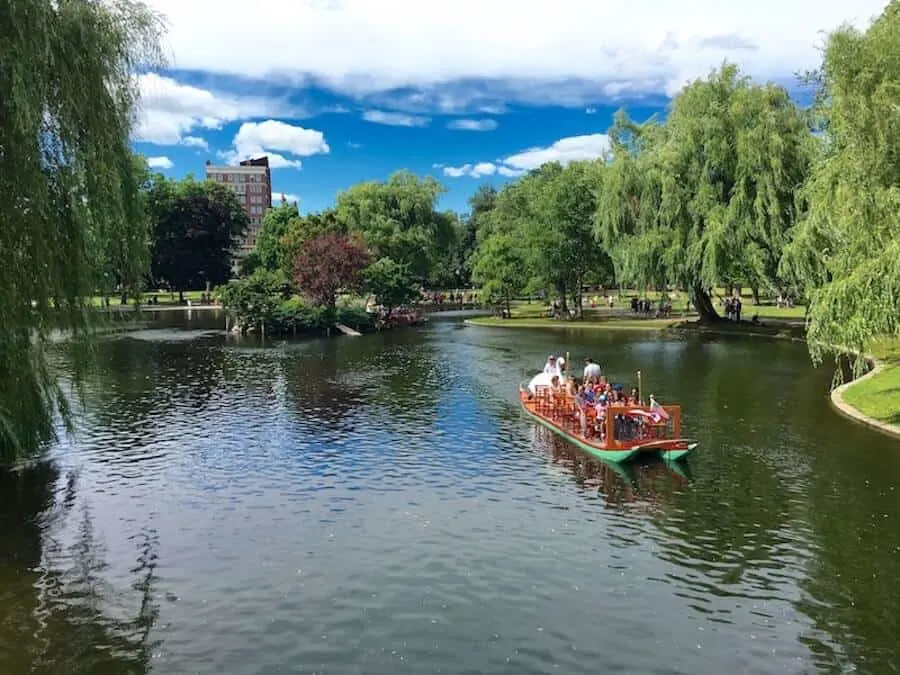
[0,462,160,675]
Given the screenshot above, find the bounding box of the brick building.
[205,156,272,257]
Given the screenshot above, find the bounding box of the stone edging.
[829,357,900,440]
[465,317,900,441]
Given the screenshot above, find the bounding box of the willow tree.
[782,2,900,375]
[0,0,164,459]
[595,112,672,293]
[598,65,812,320]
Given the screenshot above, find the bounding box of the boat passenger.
[543,355,561,377]
[583,358,602,382]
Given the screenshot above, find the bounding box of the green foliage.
[149,175,249,294]
[217,270,291,331]
[596,64,812,318]
[362,258,420,313]
[218,273,374,335]
[0,0,164,459]
[471,233,526,314]
[784,2,900,373]
[335,171,454,281]
[243,201,300,275]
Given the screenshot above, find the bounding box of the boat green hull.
[521,403,640,463]
[519,387,698,464]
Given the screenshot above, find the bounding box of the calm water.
[3,311,900,675]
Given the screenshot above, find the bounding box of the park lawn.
[88,290,208,307]
[468,299,806,329]
[841,339,900,427]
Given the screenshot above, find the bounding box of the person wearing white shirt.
[583,358,602,382]
[543,355,560,377]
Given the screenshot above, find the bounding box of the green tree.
[470,233,526,317]
[242,200,299,276]
[782,2,900,373]
[335,171,455,282]
[527,161,610,316]
[362,257,420,317]
[149,177,249,301]
[92,154,154,305]
[456,184,498,284]
[0,0,163,459]
[597,65,812,320]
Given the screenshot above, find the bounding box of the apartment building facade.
[205,156,272,257]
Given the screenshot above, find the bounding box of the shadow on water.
[0,462,160,675]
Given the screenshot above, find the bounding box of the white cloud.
[146,156,174,169]
[347,140,363,149]
[181,135,209,150]
[361,110,429,127]
[442,133,611,178]
[220,120,329,169]
[134,72,297,145]
[585,106,597,114]
[447,118,498,131]
[143,0,886,108]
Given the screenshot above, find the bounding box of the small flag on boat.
[649,395,670,421]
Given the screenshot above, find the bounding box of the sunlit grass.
[842,339,900,427]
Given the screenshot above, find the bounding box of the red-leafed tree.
[293,233,370,309]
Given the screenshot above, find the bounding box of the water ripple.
[3,318,900,674]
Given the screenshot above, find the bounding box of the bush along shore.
[225,297,376,337]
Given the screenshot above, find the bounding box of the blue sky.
[133,0,888,215]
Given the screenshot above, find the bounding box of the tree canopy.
[149,176,249,297]
[0,0,163,459]
[595,65,813,319]
[783,2,900,371]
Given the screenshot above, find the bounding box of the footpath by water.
[2,313,899,674]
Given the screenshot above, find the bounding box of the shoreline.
[464,315,900,442]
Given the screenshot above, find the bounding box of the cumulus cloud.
[447,118,498,131]
[362,110,429,127]
[134,72,297,145]
[146,156,174,169]
[442,133,611,178]
[220,120,330,169]
[143,0,884,109]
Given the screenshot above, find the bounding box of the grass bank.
[467,302,899,439]
[839,340,900,429]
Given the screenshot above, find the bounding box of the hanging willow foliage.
[0,0,164,460]
[782,1,900,378]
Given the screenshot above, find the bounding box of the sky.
[133,0,889,214]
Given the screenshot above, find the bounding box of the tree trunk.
[751,285,760,305]
[556,283,568,314]
[691,283,720,323]
[504,289,511,319]
[178,290,185,304]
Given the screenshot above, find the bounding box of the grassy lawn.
[841,339,900,427]
[468,299,806,330]
[88,290,209,307]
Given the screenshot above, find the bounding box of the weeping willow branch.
[0,0,165,460]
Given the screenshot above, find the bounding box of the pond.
[2,310,900,674]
